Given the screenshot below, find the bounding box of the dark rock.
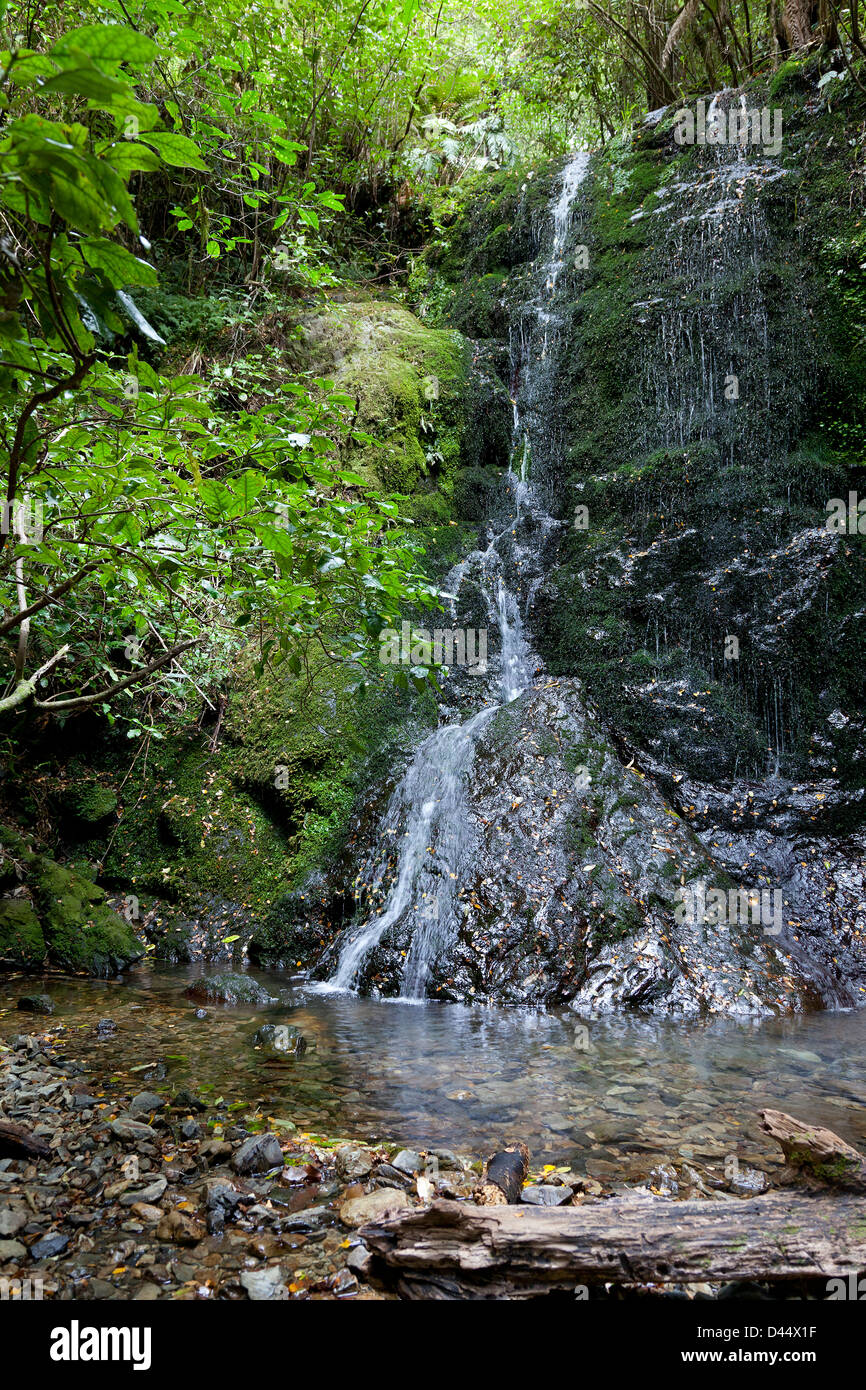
[30,1232,69,1259]
[231,1132,283,1175]
[185,972,275,1007]
[170,1088,207,1112]
[127,1091,165,1117]
[252,1023,308,1056]
[16,994,54,1015]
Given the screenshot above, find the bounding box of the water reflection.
[2,963,864,1178]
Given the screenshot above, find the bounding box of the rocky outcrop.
[0,825,142,976]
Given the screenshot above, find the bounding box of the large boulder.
[185,971,275,1007]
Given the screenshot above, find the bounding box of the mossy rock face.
[0,897,46,969]
[185,971,275,1007]
[301,296,469,493]
[248,880,352,968]
[29,854,143,976]
[54,782,118,836]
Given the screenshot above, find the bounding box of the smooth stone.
[232,1133,283,1175]
[240,1265,288,1300]
[0,1208,27,1237]
[185,972,275,1007]
[339,1187,411,1229]
[110,1119,157,1142]
[0,1239,26,1261]
[119,1176,168,1207]
[17,995,54,1015]
[335,1144,374,1181]
[127,1091,165,1116]
[30,1232,69,1259]
[521,1184,574,1206]
[391,1149,422,1175]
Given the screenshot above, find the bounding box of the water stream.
[326,153,590,999]
[3,964,865,1177]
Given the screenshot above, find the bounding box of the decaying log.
[477,1142,530,1205]
[0,1119,51,1160]
[360,1194,866,1299]
[760,1109,866,1189]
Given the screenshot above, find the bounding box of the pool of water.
[3,963,865,1180]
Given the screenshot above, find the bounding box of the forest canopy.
[0,0,858,730]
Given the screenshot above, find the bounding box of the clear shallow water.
[2,964,865,1180]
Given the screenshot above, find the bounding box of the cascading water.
[326,153,590,998]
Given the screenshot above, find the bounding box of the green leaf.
[52,25,158,65]
[40,62,129,103]
[83,237,158,287]
[99,140,163,177]
[142,131,209,171]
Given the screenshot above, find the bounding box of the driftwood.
[0,1119,51,1160]
[759,1109,866,1189]
[360,1193,866,1299]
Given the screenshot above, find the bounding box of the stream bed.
[3,965,865,1181]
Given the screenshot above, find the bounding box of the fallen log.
[360,1194,866,1299]
[0,1119,51,1160]
[759,1108,866,1189]
[477,1142,530,1205]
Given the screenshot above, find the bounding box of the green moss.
[0,897,46,968]
[29,854,143,975]
[301,296,469,494]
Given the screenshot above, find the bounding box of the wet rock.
[648,1163,679,1196]
[205,1180,252,1234]
[240,1265,287,1300]
[231,1133,283,1175]
[198,1139,233,1164]
[252,1023,308,1056]
[119,1177,167,1207]
[30,1232,69,1259]
[72,1093,102,1110]
[180,1118,202,1140]
[0,1239,27,1261]
[133,1282,162,1300]
[339,1187,411,1229]
[430,1148,464,1171]
[729,1165,768,1195]
[155,1209,204,1245]
[346,1242,373,1277]
[95,1019,116,1036]
[0,1207,27,1236]
[335,1144,374,1181]
[391,1149,422,1175]
[185,972,275,1007]
[127,1091,165,1117]
[371,1163,414,1189]
[521,1184,574,1206]
[17,995,54,1015]
[171,1088,207,1112]
[110,1119,157,1143]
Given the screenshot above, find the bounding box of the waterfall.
[325,152,590,998]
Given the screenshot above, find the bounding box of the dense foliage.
[1,0,860,733]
